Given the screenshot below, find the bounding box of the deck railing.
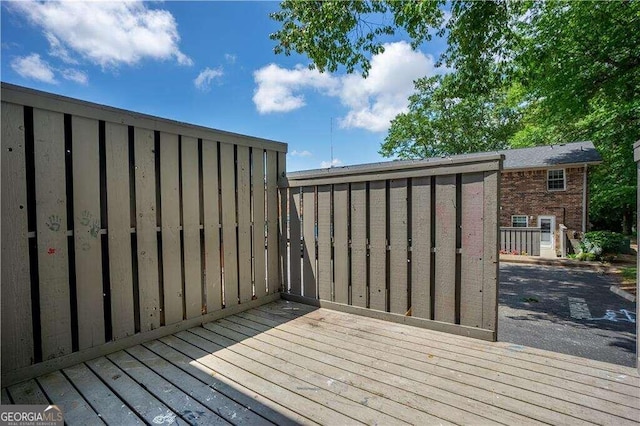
[280,154,502,340]
[1,83,285,385]
[500,227,541,256]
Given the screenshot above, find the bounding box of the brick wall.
[500,166,586,234]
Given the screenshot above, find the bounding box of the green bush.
[575,251,597,261]
[579,231,629,260]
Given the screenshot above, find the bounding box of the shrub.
[578,231,629,260]
[575,251,597,261]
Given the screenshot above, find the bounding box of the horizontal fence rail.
[279,155,502,340]
[1,84,286,384]
[500,227,541,256]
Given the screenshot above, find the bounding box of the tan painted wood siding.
[266,152,279,294]
[71,116,105,349]
[1,102,33,370]
[104,123,135,340]
[288,188,302,296]
[159,133,183,325]
[253,149,267,299]
[302,187,317,298]
[134,128,161,332]
[202,139,222,313]
[34,108,72,360]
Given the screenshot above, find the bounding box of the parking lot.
[499,263,637,366]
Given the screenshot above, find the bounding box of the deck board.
[37,371,103,425]
[245,307,635,425]
[251,305,638,407]
[63,363,143,425]
[3,300,638,426]
[7,379,48,405]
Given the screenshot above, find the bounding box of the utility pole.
[330,117,333,167]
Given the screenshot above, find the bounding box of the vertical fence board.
[317,185,332,301]
[278,152,288,295]
[34,109,72,359]
[289,189,301,295]
[410,177,431,319]
[236,146,252,303]
[202,140,222,312]
[266,152,279,293]
[369,180,387,312]
[181,136,202,318]
[302,186,317,298]
[482,171,500,333]
[350,183,367,308]
[134,128,160,331]
[71,116,105,349]
[159,133,182,324]
[333,184,349,304]
[460,173,484,328]
[1,102,33,369]
[434,174,457,324]
[220,143,238,306]
[105,123,135,339]
[253,149,267,299]
[389,179,408,315]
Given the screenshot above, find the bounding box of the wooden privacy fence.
[1,83,285,384]
[279,155,502,340]
[500,227,541,256]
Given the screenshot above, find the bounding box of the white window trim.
[511,215,529,227]
[547,168,566,191]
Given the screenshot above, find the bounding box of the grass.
[621,266,637,283]
[619,267,637,296]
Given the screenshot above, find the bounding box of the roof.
[497,141,601,170]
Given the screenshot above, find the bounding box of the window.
[547,169,565,190]
[511,215,528,227]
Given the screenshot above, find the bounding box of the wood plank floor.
[3,300,639,425]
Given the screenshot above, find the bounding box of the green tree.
[270,0,639,232]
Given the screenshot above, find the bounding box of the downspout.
[582,164,588,233]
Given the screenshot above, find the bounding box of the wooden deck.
[2,300,638,425]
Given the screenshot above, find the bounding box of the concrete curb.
[609,285,636,303]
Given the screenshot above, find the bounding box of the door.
[538,215,555,248]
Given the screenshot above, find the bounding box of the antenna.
[330,117,334,167]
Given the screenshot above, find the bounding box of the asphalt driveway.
[499,263,637,367]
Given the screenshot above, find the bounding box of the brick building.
[497,142,602,254]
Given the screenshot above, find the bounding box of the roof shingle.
[497,141,601,169]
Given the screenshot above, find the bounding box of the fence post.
[559,224,567,258]
[634,140,640,372]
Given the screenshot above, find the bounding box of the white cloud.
[10,1,192,68]
[11,53,56,84]
[45,33,78,65]
[62,68,88,85]
[289,150,313,157]
[252,41,441,132]
[320,158,343,168]
[338,41,439,132]
[253,64,339,114]
[194,67,224,91]
[225,53,237,64]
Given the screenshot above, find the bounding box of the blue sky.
[1,1,447,171]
